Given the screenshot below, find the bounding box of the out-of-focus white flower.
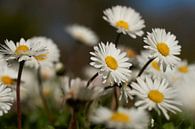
[66,24,99,46]
[26,37,60,68]
[0,85,14,116]
[144,28,181,71]
[132,76,182,120]
[90,107,149,129]
[90,42,132,84]
[0,38,48,63]
[103,5,145,38]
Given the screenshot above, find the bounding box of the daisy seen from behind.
[103,5,145,38]
[0,84,14,116]
[90,42,132,84]
[131,75,182,120]
[144,28,181,71]
[66,24,99,46]
[90,107,149,129]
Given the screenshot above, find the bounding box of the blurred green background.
[1,0,195,74]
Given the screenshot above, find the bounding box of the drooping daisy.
[90,42,132,84]
[25,37,60,68]
[103,5,145,38]
[90,107,149,129]
[144,28,181,71]
[0,66,17,87]
[0,38,48,63]
[62,76,99,101]
[131,76,182,120]
[0,85,14,116]
[66,24,99,46]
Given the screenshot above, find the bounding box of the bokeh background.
[1,0,195,75]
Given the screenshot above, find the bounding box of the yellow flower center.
[105,56,118,70]
[127,49,136,58]
[156,43,170,56]
[15,45,30,55]
[116,20,129,30]
[111,112,130,123]
[151,61,160,71]
[148,90,164,103]
[1,75,14,85]
[34,54,48,61]
[178,65,189,73]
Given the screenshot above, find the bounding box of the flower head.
[0,38,48,64]
[25,37,60,68]
[131,76,182,120]
[144,28,181,71]
[103,5,145,38]
[90,107,149,129]
[66,24,99,46]
[90,42,132,84]
[0,85,14,116]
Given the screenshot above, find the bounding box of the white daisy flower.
[90,107,149,129]
[131,76,182,120]
[0,85,14,116]
[62,76,100,101]
[103,5,145,38]
[144,28,181,71]
[66,24,99,46]
[90,42,132,84]
[25,37,60,68]
[173,60,195,80]
[0,38,48,63]
[0,66,17,87]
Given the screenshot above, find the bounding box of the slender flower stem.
[16,61,25,129]
[114,33,122,47]
[112,84,120,111]
[68,107,77,129]
[86,72,98,87]
[137,58,155,77]
[37,67,52,122]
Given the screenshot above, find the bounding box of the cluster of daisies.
[0,5,195,129]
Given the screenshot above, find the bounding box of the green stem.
[137,58,155,77]
[16,61,25,129]
[37,67,53,122]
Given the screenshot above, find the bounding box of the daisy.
[144,28,181,71]
[173,60,195,80]
[90,42,132,84]
[103,5,145,38]
[0,38,48,63]
[25,37,60,68]
[0,66,17,87]
[66,24,99,46]
[62,76,99,101]
[90,107,149,129]
[0,84,14,116]
[131,76,182,120]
